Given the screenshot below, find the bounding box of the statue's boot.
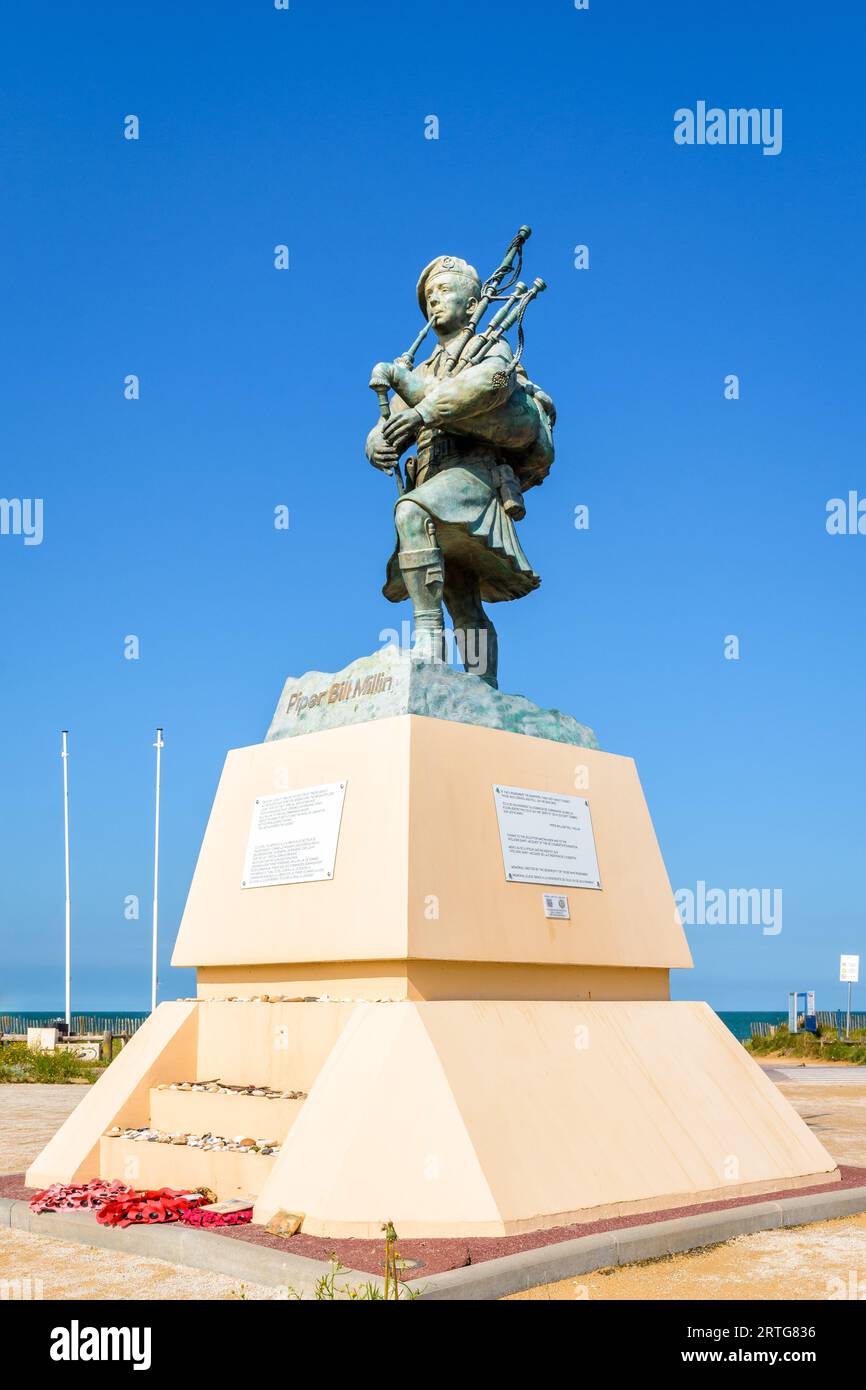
[444,573,500,689]
[399,543,445,663]
[456,615,499,688]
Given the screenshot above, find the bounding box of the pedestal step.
[149,1087,303,1140]
[27,996,841,1236]
[194,1000,357,1091]
[99,1136,277,1201]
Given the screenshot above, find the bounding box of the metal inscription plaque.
[493,785,601,890]
[241,782,347,889]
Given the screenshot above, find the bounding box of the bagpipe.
[369,225,547,496]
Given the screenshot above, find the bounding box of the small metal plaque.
[241,782,347,889]
[543,893,570,920]
[493,785,601,890]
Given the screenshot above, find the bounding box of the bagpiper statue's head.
[416,255,481,339]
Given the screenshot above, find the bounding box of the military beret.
[416,255,481,317]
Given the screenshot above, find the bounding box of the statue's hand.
[382,408,422,451]
[368,437,400,473]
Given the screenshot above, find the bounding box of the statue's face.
[425,273,476,334]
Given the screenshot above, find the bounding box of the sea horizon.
[1,1007,791,1043]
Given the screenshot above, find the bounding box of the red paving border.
[4,1167,866,1278]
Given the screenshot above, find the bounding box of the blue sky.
[1,0,864,1012]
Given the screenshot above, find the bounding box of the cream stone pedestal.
[28,712,839,1235]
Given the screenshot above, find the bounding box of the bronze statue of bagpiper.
[366,226,556,688]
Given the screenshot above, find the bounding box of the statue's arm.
[412,343,515,429]
[373,344,514,457]
[388,362,428,407]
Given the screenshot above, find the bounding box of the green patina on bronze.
[366,228,556,691]
[267,649,598,750]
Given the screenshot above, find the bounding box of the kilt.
[383,461,540,604]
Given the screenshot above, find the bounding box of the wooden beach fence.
[817,1010,866,1031]
[1,1014,147,1054]
[750,1013,866,1040]
[750,1021,778,1039]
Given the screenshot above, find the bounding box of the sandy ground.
[2,1062,865,1301]
[507,1213,866,1300]
[510,1062,866,1300]
[0,1085,84,1177]
[0,1227,286,1300]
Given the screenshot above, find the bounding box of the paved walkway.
[762,1064,866,1086]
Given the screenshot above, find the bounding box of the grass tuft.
[0,1041,103,1084]
[745,1024,866,1065]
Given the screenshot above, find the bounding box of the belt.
[416,428,499,474]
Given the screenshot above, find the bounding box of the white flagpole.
[151,727,164,1014]
[61,730,71,1029]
